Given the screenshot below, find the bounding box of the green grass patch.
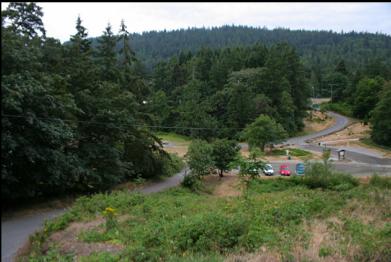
[26,165,390,261]
[156,132,192,143]
[268,148,312,157]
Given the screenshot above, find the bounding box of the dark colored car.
[279,164,291,176]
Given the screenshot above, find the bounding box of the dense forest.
[2,3,390,202]
[148,43,310,139]
[2,3,171,202]
[89,25,391,95]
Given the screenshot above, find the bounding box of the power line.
[2,114,245,131]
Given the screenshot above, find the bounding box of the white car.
[262,164,274,176]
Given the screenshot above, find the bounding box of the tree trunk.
[219,169,224,178]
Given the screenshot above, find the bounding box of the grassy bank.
[23,167,390,261]
[156,132,192,144]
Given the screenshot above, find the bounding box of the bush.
[172,212,247,253]
[162,153,185,177]
[181,174,201,191]
[321,102,353,117]
[301,163,358,190]
[369,174,391,189]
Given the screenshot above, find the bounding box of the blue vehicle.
[295,163,305,175]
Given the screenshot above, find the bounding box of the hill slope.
[90,25,391,72]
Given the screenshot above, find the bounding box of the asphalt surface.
[284,111,391,165]
[285,111,350,145]
[2,112,390,261]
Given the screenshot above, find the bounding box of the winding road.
[2,111,390,262]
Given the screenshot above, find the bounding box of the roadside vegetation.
[24,163,391,261]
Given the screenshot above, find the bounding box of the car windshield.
[281,166,288,170]
[265,165,272,170]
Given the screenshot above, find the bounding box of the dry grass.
[303,110,336,134]
[163,145,189,157]
[212,174,242,197]
[42,215,134,257]
[314,122,391,158]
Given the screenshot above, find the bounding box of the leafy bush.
[172,212,247,253]
[369,174,391,189]
[181,174,201,191]
[162,153,185,177]
[321,102,353,117]
[301,163,358,190]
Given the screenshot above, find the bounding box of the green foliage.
[162,154,185,177]
[156,132,191,143]
[301,163,359,191]
[234,151,265,180]
[371,81,391,146]
[181,174,201,191]
[27,174,390,261]
[242,114,288,151]
[186,140,215,177]
[211,139,240,177]
[353,77,384,120]
[1,6,179,202]
[79,252,120,262]
[369,175,391,189]
[320,102,353,117]
[269,148,311,157]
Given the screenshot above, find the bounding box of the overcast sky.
[2,2,391,42]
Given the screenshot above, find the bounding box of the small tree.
[371,82,391,146]
[185,139,215,177]
[242,114,288,151]
[211,139,240,178]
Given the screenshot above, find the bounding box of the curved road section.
[285,111,350,145]
[284,111,391,165]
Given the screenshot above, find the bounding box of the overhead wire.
[2,113,246,131]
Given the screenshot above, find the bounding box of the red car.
[279,164,291,176]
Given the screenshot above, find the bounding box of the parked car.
[295,162,305,175]
[279,164,291,176]
[262,164,274,176]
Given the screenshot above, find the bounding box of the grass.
[24,165,391,262]
[156,132,192,143]
[268,148,312,158]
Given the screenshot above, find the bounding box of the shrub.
[369,174,391,189]
[181,174,201,191]
[162,153,185,177]
[301,163,358,190]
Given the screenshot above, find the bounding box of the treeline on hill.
[90,25,391,91]
[1,3,172,202]
[147,43,310,139]
[319,59,391,146]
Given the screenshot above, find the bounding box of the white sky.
[2,2,391,42]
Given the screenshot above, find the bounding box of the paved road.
[1,167,189,262]
[285,111,350,145]
[284,111,391,165]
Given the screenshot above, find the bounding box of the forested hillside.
[90,25,391,81]
[147,43,310,139]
